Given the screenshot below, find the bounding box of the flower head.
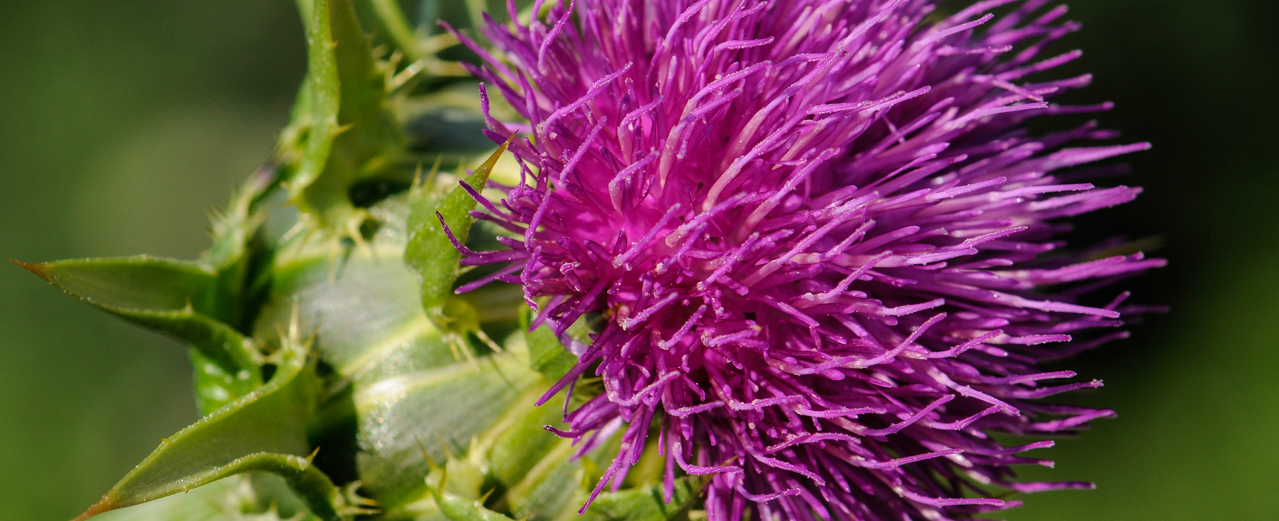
[450,1,1162,519]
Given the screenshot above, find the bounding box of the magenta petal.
[457,1,1159,520]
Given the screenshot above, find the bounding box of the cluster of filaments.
[449,0,1161,519]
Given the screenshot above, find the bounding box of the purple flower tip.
[455,1,1160,519]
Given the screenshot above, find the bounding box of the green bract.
[20,1,700,520]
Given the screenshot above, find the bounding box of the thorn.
[473,328,503,353]
[70,497,112,521]
[389,58,428,90]
[426,154,444,191]
[344,481,380,507]
[477,488,495,504]
[414,436,440,470]
[435,433,455,459]
[446,333,464,362]
[345,211,375,260]
[271,329,290,362]
[326,236,342,281]
[471,134,517,181]
[460,336,481,369]
[385,49,404,78]
[10,259,49,279]
[337,481,381,516]
[278,220,307,246]
[305,446,321,465]
[411,162,425,194]
[288,297,302,344]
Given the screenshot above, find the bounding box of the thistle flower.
[452,1,1162,519]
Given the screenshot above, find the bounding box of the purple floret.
[448,1,1162,519]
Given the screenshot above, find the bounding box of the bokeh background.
[0,1,1274,520]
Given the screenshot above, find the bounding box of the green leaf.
[15,173,279,416]
[498,421,698,521]
[180,453,345,521]
[406,138,512,311]
[74,338,322,520]
[427,453,524,521]
[485,389,572,489]
[576,479,702,521]
[16,256,220,314]
[192,349,261,415]
[252,240,545,511]
[253,243,455,385]
[206,165,276,271]
[328,0,398,151]
[286,0,341,210]
[520,307,578,382]
[90,478,250,521]
[87,454,350,521]
[285,0,405,231]
[92,475,325,521]
[205,165,280,331]
[13,257,262,403]
[352,353,541,509]
[126,308,259,374]
[434,491,518,521]
[499,437,582,521]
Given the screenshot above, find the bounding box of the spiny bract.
[23,1,703,521]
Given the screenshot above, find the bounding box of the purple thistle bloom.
[449,0,1163,519]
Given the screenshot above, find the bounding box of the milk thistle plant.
[21,1,1160,520]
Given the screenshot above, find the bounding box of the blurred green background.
[0,1,1274,520]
